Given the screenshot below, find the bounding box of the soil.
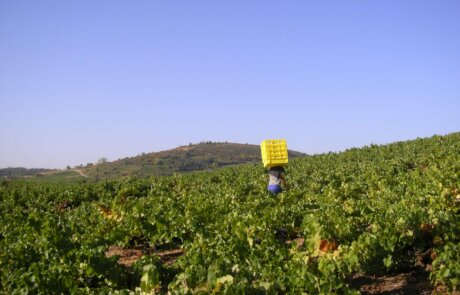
[155,248,184,266]
[105,245,183,268]
[106,246,144,267]
[349,267,459,294]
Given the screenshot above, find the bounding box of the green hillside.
[80,142,306,179]
[5,142,305,184]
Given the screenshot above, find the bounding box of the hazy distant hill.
[81,142,306,179]
[0,167,56,179]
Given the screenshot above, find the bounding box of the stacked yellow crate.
[260,139,288,168]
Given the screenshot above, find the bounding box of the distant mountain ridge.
[81,141,306,179]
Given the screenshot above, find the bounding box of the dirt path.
[73,169,88,178]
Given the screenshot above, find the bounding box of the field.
[8,170,88,185]
[1,133,459,294]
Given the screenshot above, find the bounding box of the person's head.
[270,166,285,173]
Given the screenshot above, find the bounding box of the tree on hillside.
[97,157,108,164]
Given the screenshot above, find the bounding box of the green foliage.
[1,133,459,293]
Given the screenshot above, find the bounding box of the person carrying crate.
[268,165,286,194]
[261,139,288,195]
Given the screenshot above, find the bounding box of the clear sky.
[1,1,459,169]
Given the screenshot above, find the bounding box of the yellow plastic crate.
[260,139,288,168]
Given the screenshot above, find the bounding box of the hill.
[12,142,306,183]
[80,142,306,179]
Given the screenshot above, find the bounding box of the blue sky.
[1,1,459,169]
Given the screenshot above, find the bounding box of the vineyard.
[1,133,459,294]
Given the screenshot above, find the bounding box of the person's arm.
[280,174,287,186]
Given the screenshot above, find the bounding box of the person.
[267,166,285,194]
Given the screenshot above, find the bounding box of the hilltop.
[5,142,306,183]
[81,142,306,179]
